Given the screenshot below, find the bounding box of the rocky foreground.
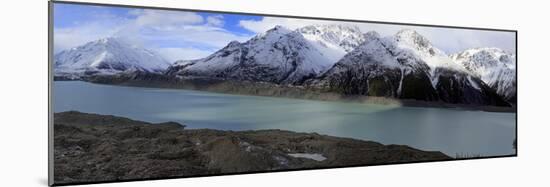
[54,111,451,184]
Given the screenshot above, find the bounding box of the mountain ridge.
[307,29,510,106]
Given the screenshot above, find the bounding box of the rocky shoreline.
[54,111,451,185]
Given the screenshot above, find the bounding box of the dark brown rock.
[53,111,450,185]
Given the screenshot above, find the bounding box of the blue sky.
[53,3,516,62]
[53,3,261,61]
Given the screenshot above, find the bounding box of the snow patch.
[467,76,481,90]
[90,51,108,68]
[273,156,289,166]
[287,153,327,161]
[239,141,253,152]
[397,68,405,95]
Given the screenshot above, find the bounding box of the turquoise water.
[53,81,516,156]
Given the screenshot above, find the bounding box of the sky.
[53,3,516,62]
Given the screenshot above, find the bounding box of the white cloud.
[420,28,516,54]
[206,15,224,27]
[139,25,250,49]
[127,11,252,58]
[156,47,213,62]
[133,9,204,27]
[54,20,126,53]
[239,17,333,33]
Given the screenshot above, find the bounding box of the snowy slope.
[54,37,170,77]
[451,48,516,101]
[168,25,366,84]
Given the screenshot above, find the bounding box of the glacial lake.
[53,81,516,157]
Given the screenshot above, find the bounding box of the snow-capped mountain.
[451,48,516,102]
[166,25,366,84]
[309,30,509,106]
[54,37,170,77]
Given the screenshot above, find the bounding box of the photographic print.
[50,1,517,185]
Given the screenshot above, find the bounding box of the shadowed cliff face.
[53,111,450,185]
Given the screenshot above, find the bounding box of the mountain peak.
[395,29,432,49]
[97,38,110,44]
[252,25,293,42]
[364,31,381,41]
[90,37,123,46]
[298,24,362,34]
[273,25,285,29]
[267,25,292,34]
[226,40,241,48]
[395,29,422,38]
